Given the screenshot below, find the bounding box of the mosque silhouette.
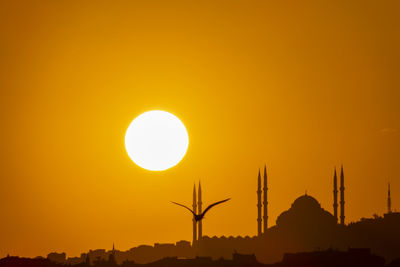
[194,165,400,264]
[34,165,400,266]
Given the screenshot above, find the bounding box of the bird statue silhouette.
[172,198,230,221]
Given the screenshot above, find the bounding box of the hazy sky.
[1,0,399,258]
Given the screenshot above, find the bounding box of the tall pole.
[198,181,203,240]
[257,169,262,236]
[333,168,338,222]
[192,184,197,245]
[388,182,392,214]
[340,165,345,225]
[263,165,268,232]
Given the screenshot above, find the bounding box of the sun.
[125,110,189,171]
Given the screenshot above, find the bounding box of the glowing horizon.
[0,0,399,259]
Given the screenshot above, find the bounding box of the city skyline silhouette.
[1,0,400,265]
[3,165,399,266]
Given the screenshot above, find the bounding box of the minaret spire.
[388,182,392,214]
[109,243,116,264]
[257,169,262,236]
[333,167,338,222]
[263,165,268,232]
[340,165,345,225]
[198,181,203,240]
[192,183,197,245]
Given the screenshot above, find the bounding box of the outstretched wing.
[171,202,196,216]
[201,198,230,217]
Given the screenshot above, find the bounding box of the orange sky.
[1,0,399,259]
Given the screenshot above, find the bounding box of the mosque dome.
[291,194,321,210]
[276,194,337,229]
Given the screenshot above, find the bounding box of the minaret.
[388,182,392,214]
[109,243,116,264]
[192,184,197,245]
[340,165,345,225]
[263,165,268,232]
[198,181,203,240]
[333,168,338,222]
[257,169,262,236]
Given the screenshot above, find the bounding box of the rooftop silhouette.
[2,167,400,266]
[2,249,399,267]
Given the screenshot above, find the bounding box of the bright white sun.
[125,110,189,171]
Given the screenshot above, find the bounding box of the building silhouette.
[257,170,262,236]
[263,165,268,233]
[6,248,394,267]
[333,168,338,222]
[258,165,343,237]
[281,248,385,267]
[108,244,116,265]
[198,181,203,241]
[192,181,204,245]
[340,165,345,225]
[33,166,400,265]
[192,184,197,245]
[388,182,391,214]
[256,165,269,236]
[195,166,400,263]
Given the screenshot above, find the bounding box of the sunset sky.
[1,0,399,259]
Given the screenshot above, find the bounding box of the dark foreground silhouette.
[4,167,399,266]
[2,249,400,267]
[30,194,400,266]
